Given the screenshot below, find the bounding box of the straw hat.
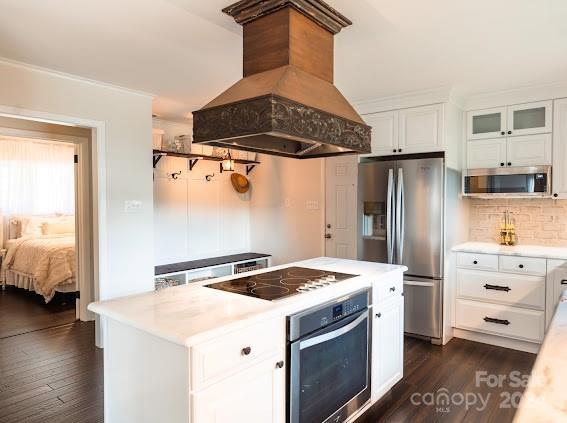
[231,173,250,193]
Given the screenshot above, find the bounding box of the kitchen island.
[89,257,407,423]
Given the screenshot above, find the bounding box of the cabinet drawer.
[191,318,284,389]
[374,275,403,303]
[499,256,546,276]
[456,252,498,271]
[456,269,545,309]
[455,299,544,343]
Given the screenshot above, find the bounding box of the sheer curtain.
[0,137,75,215]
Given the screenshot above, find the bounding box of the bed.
[1,214,77,303]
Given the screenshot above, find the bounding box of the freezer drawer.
[403,277,441,339]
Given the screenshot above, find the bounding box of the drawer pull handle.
[484,317,510,326]
[473,260,478,265]
[389,286,396,292]
[519,264,524,269]
[241,346,252,356]
[276,361,284,369]
[561,280,567,285]
[484,284,511,292]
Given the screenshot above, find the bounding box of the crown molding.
[352,85,464,115]
[464,80,567,111]
[0,56,155,99]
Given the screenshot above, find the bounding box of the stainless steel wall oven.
[287,289,370,423]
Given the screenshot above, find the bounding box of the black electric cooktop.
[205,266,358,301]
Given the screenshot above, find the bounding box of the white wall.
[152,119,251,265]
[0,60,154,300]
[249,155,325,266]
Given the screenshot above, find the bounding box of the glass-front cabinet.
[467,101,553,140]
[507,100,553,137]
[468,107,507,140]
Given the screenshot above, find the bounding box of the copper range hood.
[192,0,371,159]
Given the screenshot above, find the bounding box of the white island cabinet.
[89,257,406,423]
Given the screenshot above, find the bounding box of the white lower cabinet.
[372,290,404,400]
[454,252,551,348]
[546,259,567,329]
[192,353,286,423]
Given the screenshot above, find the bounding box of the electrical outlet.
[124,200,143,212]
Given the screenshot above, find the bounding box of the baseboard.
[453,328,540,354]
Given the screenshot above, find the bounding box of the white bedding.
[2,234,76,302]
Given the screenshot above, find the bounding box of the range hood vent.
[192,0,371,159]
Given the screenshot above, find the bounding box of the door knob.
[325,234,332,239]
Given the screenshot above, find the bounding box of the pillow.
[41,220,75,235]
[17,216,46,237]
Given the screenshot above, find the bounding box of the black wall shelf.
[152,149,260,174]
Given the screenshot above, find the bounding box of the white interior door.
[325,156,357,259]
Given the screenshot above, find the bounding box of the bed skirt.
[3,269,76,294]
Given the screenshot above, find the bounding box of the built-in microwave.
[463,166,551,197]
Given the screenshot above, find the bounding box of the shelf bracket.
[246,165,256,175]
[153,154,163,168]
[189,159,199,171]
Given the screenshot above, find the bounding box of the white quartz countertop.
[88,257,406,347]
[514,290,567,422]
[452,242,567,260]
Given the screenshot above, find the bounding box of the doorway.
[0,117,94,338]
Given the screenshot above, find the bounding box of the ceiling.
[1,0,567,120]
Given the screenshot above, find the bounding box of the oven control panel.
[288,289,369,341]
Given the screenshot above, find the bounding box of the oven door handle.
[299,312,367,350]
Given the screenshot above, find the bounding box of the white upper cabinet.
[361,103,445,157]
[553,98,567,198]
[467,139,507,169]
[467,101,552,140]
[398,104,444,154]
[468,107,507,140]
[506,134,552,167]
[363,111,398,156]
[507,101,553,137]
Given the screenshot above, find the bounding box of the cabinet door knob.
[389,286,396,292]
[398,148,402,153]
[508,130,512,135]
[519,264,524,269]
[473,260,478,265]
[500,163,505,167]
[276,361,284,369]
[501,131,505,136]
[554,193,559,198]
[507,162,512,166]
[393,149,397,153]
[376,312,381,318]
[241,346,252,356]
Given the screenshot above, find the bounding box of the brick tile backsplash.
[469,198,567,246]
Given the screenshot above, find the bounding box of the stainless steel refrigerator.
[358,154,445,341]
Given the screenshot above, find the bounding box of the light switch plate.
[306,200,319,210]
[124,200,143,212]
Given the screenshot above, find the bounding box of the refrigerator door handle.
[386,169,394,264]
[396,167,405,264]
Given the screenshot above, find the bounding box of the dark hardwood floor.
[0,286,76,338]
[0,321,103,423]
[358,337,536,423]
[0,295,535,423]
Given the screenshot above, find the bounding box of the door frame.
[0,105,107,345]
